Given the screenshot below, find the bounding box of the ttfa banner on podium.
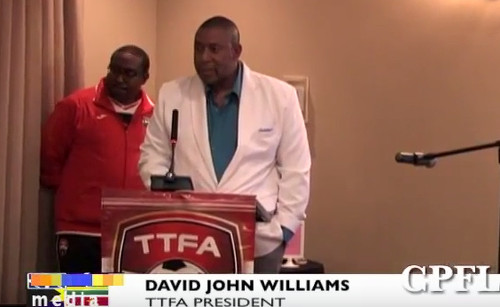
[100,189,256,274]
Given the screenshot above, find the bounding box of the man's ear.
[142,72,150,84]
[233,43,242,59]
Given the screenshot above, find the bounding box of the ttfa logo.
[112,210,244,273]
[402,265,499,293]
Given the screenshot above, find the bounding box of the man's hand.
[281,226,294,243]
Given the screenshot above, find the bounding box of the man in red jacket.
[40,45,154,273]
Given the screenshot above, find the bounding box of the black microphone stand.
[416,140,500,164]
[150,110,194,191]
[396,140,500,273]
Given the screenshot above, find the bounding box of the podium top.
[101,188,257,209]
[100,188,274,222]
[103,188,255,200]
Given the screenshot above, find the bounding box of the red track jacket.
[41,80,154,235]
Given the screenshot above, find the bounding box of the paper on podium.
[101,188,257,274]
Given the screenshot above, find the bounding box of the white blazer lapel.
[218,64,257,187]
[188,77,218,185]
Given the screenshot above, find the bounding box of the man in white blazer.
[138,16,311,273]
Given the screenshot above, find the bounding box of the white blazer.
[139,63,311,257]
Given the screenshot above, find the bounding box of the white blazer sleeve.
[138,83,172,188]
[275,85,312,233]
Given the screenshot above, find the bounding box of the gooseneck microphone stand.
[395,140,500,273]
[150,109,194,191]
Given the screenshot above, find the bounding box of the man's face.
[104,51,148,103]
[194,27,241,86]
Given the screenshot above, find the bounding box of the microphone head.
[395,151,437,168]
[394,152,420,163]
[394,152,407,162]
[171,109,179,142]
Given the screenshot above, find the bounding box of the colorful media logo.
[27,273,123,307]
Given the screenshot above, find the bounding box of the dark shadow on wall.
[37,188,58,273]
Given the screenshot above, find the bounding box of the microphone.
[150,109,194,191]
[165,109,179,181]
[395,152,436,168]
[170,109,178,143]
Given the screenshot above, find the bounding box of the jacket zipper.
[123,121,129,188]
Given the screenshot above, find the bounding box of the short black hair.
[110,45,150,74]
[197,16,240,45]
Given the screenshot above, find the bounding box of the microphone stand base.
[150,175,194,191]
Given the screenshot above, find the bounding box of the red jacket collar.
[93,78,154,115]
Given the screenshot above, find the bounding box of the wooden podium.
[100,188,256,274]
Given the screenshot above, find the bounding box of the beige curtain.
[0,0,84,303]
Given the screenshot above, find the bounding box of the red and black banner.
[101,189,256,274]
